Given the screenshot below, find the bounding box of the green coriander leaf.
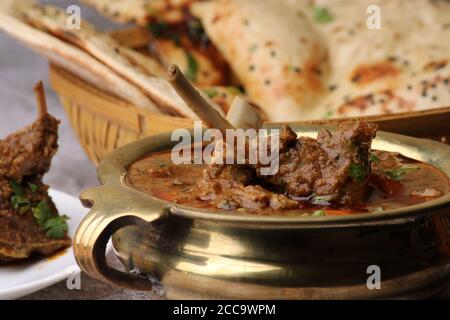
[32,200,52,228]
[203,88,219,99]
[19,203,31,215]
[9,180,25,196]
[43,215,69,239]
[27,182,38,193]
[186,53,199,82]
[370,154,381,163]
[9,180,33,214]
[323,110,334,118]
[11,195,30,214]
[349,163,367,182]
[385,166,420,181]
[314,7,334,23]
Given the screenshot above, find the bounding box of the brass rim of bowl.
[97,126,450,226]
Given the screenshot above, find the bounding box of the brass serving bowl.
[74,125,450,299]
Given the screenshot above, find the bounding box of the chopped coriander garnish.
[9,180,30,214]
[11,195,31,214]
[43,215,69,239]
[8,180,68,238]
[385,166,420,181]
[323,110,334,118]
[32,200,69,239]
[28,182,38,193]
[349,163,367,182]
[370,154,380,163]
[314,7,334,23]
[32,200,53,228]
[312,210,326,216]
[185,53,199,82]
[9,180,25,196]
[203,88,219,99]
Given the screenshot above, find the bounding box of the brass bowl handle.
[74,186,165,291]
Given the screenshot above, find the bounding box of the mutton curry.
[128,121,450,216]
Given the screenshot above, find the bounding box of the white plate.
[0,189,88,300]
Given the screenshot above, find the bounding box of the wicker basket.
[49,27,450,165]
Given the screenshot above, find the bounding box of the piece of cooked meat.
[0,191,70,263]
[199,121,378,211]
[0,112,58,182]
[198,163,298,211]
[258,121,378,205]
[0,107,71,263]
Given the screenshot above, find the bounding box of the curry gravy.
[127,151,450,216]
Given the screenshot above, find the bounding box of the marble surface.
[0,0,449,300]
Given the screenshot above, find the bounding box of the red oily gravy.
[127,150,450,216]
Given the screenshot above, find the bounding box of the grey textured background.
[0,0,449,300]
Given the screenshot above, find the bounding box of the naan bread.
[5,0,450,122]
[5,1,238,119]
[193,0,450,120]
[81,0,150,25]
[19,3,206,118]
[0,2,240,121]
[81,0,199,25]
[191,0,330,121]
[311,0,450,119]
[0,0,159,113]
[150,38,227,86]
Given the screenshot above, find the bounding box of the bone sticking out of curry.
[127,122,449,216]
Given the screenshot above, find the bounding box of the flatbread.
[311,0,450,119]
[81,0,198,25]
[81,0,149,25]
[193,0,450,121]
[0,0,159,113]
[20,3,211,119]
[191,0,329,121]
[151,38,227,86]
[7,0,448,122]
